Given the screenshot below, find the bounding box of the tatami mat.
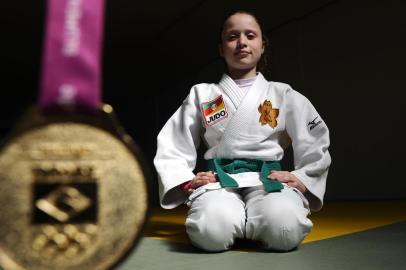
[119,220,406,270]
[1,201,405,269]
[116,200,406,270]
[146,200,406,244]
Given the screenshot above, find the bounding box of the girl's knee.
[185,191,245,251]
[185,223,235,252]
[261,224,306,251]
[246,201,313,251]
[185,204,245,251]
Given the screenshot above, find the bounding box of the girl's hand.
[185,171,217,194]
[268,171,307,193]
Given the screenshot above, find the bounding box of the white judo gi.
[154,73,331,251]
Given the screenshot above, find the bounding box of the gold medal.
[0,105,149,270]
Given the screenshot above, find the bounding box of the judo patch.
[201,95,228,126]
[258,99,279,128]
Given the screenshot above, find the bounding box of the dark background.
[1,0,405,206]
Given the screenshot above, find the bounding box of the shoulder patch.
[201,95,228,126]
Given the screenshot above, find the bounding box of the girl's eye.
[227,34,238,41]
[247,33,256,39]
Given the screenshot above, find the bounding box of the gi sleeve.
[285,88,332,211]
[153,87,203,209]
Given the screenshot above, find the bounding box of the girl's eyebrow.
[225,30,240,35]
[225,28,259,34]
[245,28,260,33]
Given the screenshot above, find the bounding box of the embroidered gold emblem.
[258,99,279,128]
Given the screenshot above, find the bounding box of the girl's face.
[220,13,264,76]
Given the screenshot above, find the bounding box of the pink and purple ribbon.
[39,0,104,111]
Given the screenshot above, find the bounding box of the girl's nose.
[237,35,248,47]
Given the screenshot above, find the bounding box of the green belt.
[207,158,284,192]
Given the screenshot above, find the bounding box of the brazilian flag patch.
[201,95,228,126]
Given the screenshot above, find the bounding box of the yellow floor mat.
[145,200,406,244]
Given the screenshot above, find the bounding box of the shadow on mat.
[161,237,299,254]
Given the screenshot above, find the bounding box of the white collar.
[219,72,267,109]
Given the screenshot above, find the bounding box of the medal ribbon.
[39,0,104,111]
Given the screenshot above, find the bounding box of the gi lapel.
[216,73,277,158]
[203,74,243,133]
[218,73,248,110]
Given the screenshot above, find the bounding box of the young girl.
[154,10,331,252]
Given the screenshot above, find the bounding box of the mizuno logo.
[308,116,322,130]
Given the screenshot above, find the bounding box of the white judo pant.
[185,184,313,252]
